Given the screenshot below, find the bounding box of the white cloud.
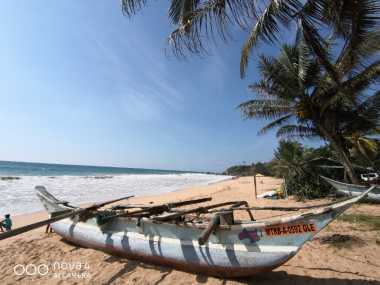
[119,88,167,121]
[82,19,188,122]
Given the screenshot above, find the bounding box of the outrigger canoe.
[35,185,374,277]
[321,176,380,204]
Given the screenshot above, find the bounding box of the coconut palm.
[237,31,380,184]
[270,140,306,178]
[119,1,380,182]
[120,1,380,79]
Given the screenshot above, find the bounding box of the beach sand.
[0,176,379,284]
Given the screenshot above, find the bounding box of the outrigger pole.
[0,194,136,241]
[0,208,85,241]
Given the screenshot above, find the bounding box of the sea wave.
[0,173,232,216]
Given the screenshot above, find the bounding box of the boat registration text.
[264,222,317,237]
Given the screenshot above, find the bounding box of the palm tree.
[120,1,380,79]
[270,140,306,178]
[120,1,380,182]
[237,32,380,184]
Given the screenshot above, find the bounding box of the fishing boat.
[31,185,373,277]
[321,176,380,204]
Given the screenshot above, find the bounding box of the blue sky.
[0,1,322,173]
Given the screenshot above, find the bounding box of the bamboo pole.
[207,196,356,212]
[153,201,239,222]
[111,204,153,209]
[101,197,212,221]
[0,208,85,241]
[85,195,135,210]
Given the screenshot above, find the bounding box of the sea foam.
[0,173,231,216]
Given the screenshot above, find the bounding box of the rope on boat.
[164,203,174,212]
[210,214,220,234]
[184,213,207,224]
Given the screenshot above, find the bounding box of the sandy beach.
[0,176,379,284]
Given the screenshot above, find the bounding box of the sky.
[0,1,323,173]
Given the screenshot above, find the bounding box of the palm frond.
[338,0,380,57]
[239,103,293,121]
[240,0,302,77]
[342,60,380,99]
[248,80,298,101]
[253,54,301,99]
[276,125,321,139]
[278,134,322,142]
[166,0,260,61]
[236,99,290,109]
[299,17,340,86]
[121,0,148,17]
[257,115,294,136]
[168,0,201,27]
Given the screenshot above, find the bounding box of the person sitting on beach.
[0,214,12,232]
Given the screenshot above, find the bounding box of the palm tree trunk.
[363,155,375,168]
[317,124,360,184]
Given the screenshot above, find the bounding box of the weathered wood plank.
[198,213,220,245]
[153,201,239,222]
[101,197,212,221]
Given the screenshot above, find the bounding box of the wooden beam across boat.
[101,197,212,221]
[111,204,154,209]
[153,201,240,222]
[228,201,255,221]
[85,195,135,210]
[207,197,355,213]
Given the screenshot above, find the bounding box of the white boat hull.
[321,176,380,203]
[35,185,371,277]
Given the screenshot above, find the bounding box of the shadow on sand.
[57,238,378,285]
[98,255,379,285]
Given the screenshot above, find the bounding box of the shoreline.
[9,176,234,218]
[0,177,238,247]
[1,173,232,217]
[169,176,233,193]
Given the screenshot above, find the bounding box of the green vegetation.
[224,142,344,199]
[270,141,333,199]
[337,214,380,231]
[224,162,274,177]
[224,137,380,199]
[121,2,380,196]
[223,165,254,177]
[236,28,380,185]
[121,1,380,185]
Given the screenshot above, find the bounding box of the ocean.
[0,161,232,216]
